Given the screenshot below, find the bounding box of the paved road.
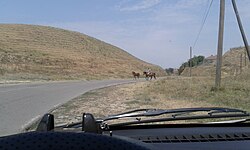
[0,79,135,136]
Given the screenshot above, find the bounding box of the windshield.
[0,0,250,136]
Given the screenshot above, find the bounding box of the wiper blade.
[100,107,249,128]
[101,107,247,122]
[55,107,249,130]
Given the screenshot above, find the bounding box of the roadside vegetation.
[178,55,205,75]
[181,47,250,77]
[50,67,250,125]
[140,70,250,112]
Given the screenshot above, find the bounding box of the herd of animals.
[132,71,156,80]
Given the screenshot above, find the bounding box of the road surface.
[0,79,135,136]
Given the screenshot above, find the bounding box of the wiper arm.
[100,107,247,122]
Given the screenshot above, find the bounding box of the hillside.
[181,47,250,77]
[0,24,165,81]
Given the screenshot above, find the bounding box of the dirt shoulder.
[51,71,250,125]
[51,77,214,125]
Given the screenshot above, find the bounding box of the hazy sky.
[1,0,250,68]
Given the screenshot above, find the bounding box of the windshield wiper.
[99,107,249,128]
[56,107,249,130]
[100,107,247,121]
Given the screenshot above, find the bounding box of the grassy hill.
[181,47,250,77]
[0,24,165,81]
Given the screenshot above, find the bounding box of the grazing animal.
[143,71,156,80]
[132,71,140,79]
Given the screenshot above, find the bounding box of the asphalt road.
[0,79,135,136]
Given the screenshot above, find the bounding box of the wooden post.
[215,0,225,89]
[189,46,192,77]
[232,0,250,61]
[245,51,247,66]
[240,53,243,74]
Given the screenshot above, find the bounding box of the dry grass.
[51,68,250,125]
[0,24,165,81]
[181,47,250,77]
[51,78,213,125]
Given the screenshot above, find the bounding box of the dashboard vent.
[132,133,250,143]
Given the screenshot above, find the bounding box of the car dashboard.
[104,124,250,150]
[1,108,250,150]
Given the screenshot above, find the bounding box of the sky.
[1,0,250,68]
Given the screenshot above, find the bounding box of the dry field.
[51,68,250,125]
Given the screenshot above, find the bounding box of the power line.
[192,0,214,49]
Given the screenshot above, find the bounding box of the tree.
[178,55,205,75]
[165,68,174,75]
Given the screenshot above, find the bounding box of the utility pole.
[215,0,225,89]
[189,46,192,77]
[232,0,250,61]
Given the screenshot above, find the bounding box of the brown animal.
[143,71,156,80]
[132,71,140,79]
